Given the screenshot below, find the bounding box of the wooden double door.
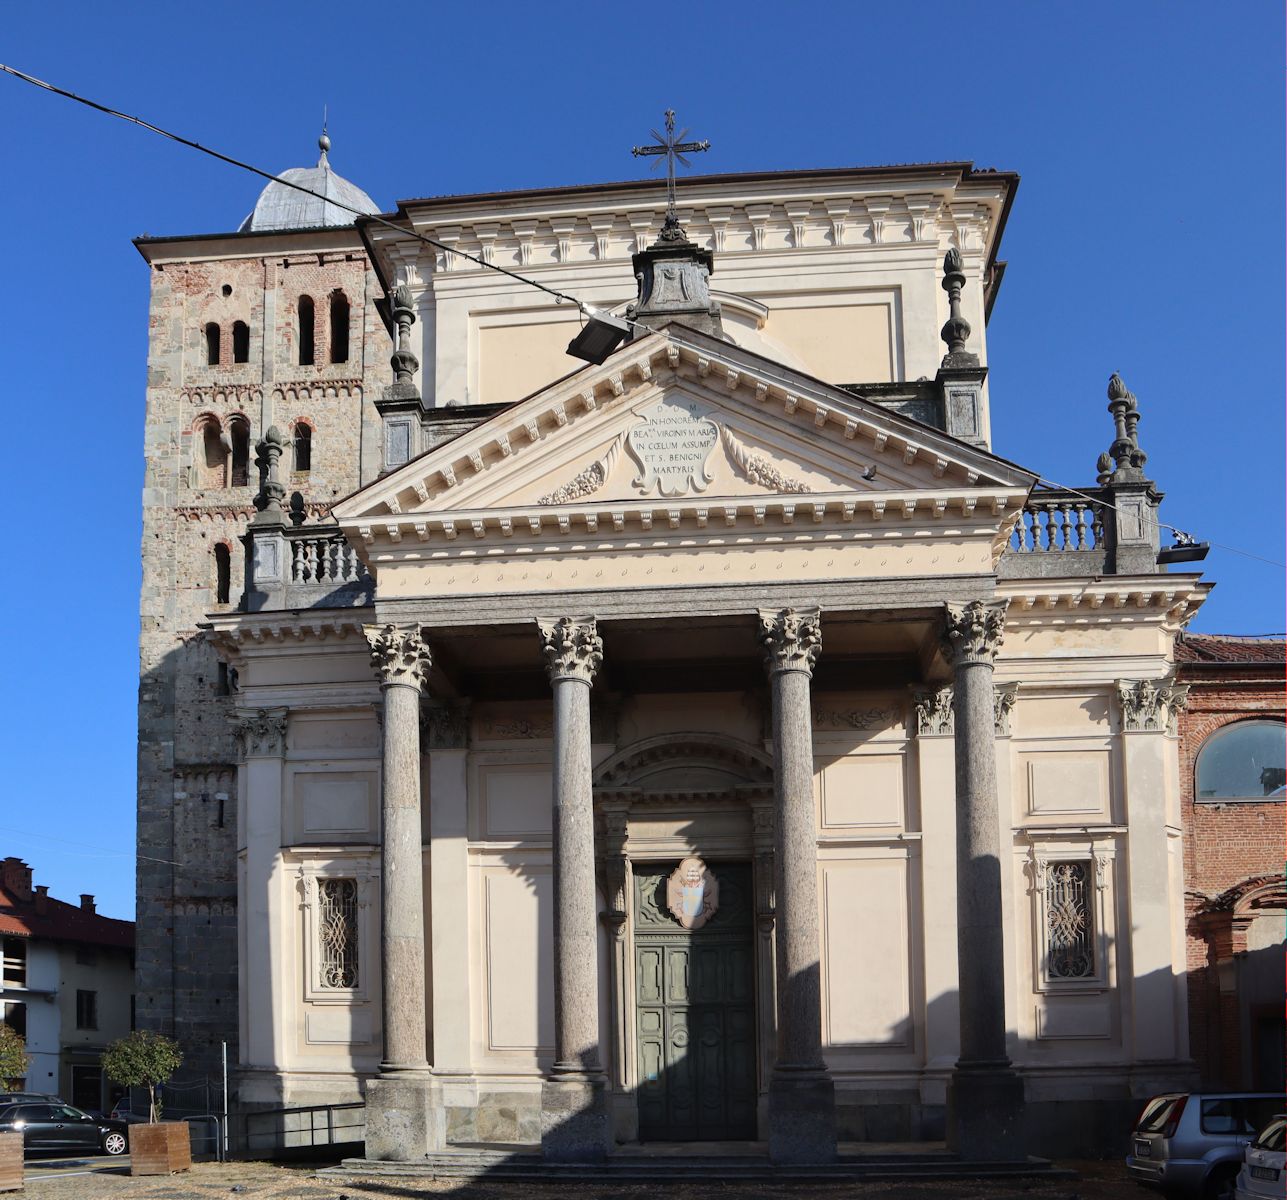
[633,862,757,1141]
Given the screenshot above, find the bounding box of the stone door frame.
[593,734,777,1143]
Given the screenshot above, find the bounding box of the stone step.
[328,1153,1068,1183]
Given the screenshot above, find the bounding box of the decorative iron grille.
[1046,862,1094,979]
[317,878,358,989]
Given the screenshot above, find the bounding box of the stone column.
[363,623,435,1161]
[537,616,611,1161]
[942,601,1025,1160]
[758,607,836,1165]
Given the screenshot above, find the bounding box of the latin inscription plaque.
[627,397,718,497]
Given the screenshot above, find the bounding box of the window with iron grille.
[1045,862,1095,980]
[317,878,358,989]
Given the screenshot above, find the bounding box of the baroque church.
[135,130,1209,1164]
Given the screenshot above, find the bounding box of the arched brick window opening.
[329,291,350,364]
[228,416,251,487]
[232,321,250,364]
[1195,720,1286,802]
[205,322,221,366]
[214,543,231,605]
[298,296,315,366]
[195,417,229,488]
[293,422,312,474]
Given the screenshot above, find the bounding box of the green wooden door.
[634,863,757,1141]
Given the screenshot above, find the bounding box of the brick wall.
[1176,636,1285,1088]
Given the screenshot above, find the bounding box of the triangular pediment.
[334,327,1034,533]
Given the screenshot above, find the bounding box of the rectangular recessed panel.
[304,1008,372,1045]
[478,319,580,407]
[823,860,911,1046]
[1035,995,1112,1040]
[1025,754,1110,816]
[820,754,905,829]
[485,870,553,1051]
[766,302,893,384]
[298,775,373,836]
[481,768,552,837]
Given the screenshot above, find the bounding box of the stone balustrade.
[244,526,373,612]
[1000,489,1111,577]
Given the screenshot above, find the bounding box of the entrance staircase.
[325,1141,1070,1182]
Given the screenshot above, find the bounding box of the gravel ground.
[17,1157,1144,1200]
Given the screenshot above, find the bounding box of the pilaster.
[235,708,288,1073]
[912,686,959,1093]
[1117,678,1189,1067]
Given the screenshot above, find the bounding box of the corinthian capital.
[758,607,822,677]
[236,707,288,760]
[942,600,1008,667]
[364,623,432,690]
[537,616,603,685]
[1117,677,1189,734]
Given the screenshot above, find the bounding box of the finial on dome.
[318,106,330,164]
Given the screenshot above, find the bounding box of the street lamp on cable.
[566,306,631,365]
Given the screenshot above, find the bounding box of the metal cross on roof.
[632,110,710,236]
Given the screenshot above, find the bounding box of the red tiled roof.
[1175,634,1287,665]
[0,883,134,950]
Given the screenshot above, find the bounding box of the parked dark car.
[1126,1092,1285,1199]
[0,1101,129,1156]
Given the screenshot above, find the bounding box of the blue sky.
[1,2,1282,920]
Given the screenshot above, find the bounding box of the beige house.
[140,150,1208,1164]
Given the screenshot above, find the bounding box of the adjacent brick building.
[1177,633,1285,1092]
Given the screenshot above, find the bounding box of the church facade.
[137,150,1209,1161]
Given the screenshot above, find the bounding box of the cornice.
[368,168,1010,283]
[204,612,370,659]
[996,577,1210,630]
[350,486,1024,552]
[335,331,1032,543]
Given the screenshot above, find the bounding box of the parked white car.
[1235,1113,1286,1200]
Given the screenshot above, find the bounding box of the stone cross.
[632,110,710,237]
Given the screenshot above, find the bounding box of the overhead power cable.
[2,62,1279,573]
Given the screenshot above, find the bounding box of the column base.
[946,1065,1025,1161]
[541,1076,610,1162]
[365,1075,443,1161]
[768,1071,837,1165]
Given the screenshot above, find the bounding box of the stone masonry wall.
[137,235,389,1089]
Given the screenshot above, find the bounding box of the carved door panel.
[634,863,756,1141]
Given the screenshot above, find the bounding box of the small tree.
[0,1023,29,1090]
[101,1031,183,1123]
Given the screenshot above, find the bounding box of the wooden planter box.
[127,1122,191,1176]
[0,1131,22,1193]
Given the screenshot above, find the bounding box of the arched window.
[293,423,312,474]
[1195,720,1286,801]
[232,321,250,363]
[213,544,231,605]
[228,417,251,488]
[329,291,350,364]
[195,417,228,488]
[298,296,315,366]
[205,322,221,366]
